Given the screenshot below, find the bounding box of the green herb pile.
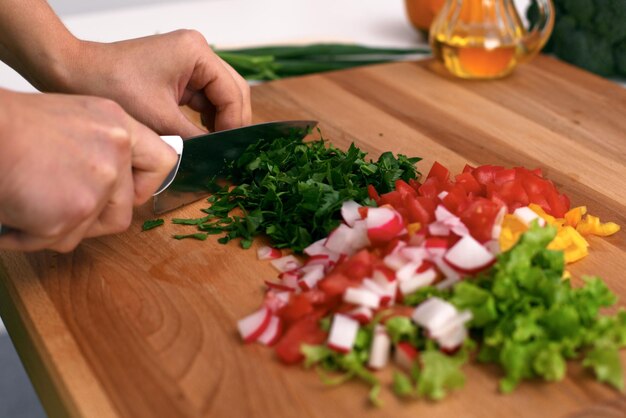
[528,0,626,76]
[214,43,431,81]
[301,224,626,404]
[170,134,421,252]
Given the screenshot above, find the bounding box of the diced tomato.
[367,184,380,204]
[317,272,355,297]
[547,191,568,218]
[426,161,450,183]
[395,179,418,198]
[493,168,516,186]
[528,192,551,213]
[278,294,314,325]
[472,165,504,185]
[462,163,475,174]
[408,178,422,193]
[497,180,529,208]
[442,186,468,213]
[459,198,501,243]
[418,177,441,198]
[455,172,482,194]
[275,315,327,364]
[379,190,404,208]
[341,249,374,281]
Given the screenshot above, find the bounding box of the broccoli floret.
[615,40,626,76]
[554,25,615,76]
[561,0,594,27]
[530,0,626,77]
[592,0,626,44]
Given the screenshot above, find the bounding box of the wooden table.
[1,56,625,418]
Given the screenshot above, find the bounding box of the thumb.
[161,106,207,138]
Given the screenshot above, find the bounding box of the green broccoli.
[528,0,626,77]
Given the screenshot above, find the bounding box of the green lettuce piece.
[583,345,625,391]
[392,371,414,397]
[414,347,467,400]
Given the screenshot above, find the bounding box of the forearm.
[0,0,80,92]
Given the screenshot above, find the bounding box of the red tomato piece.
[493,168,516,186]
[418,177,441,198]
[317,272,355,297]
[472,165,503,185]
[278,294,314,325]
[379,190,404,208]
[426,161,450,183]
[462,163,475,174]
[442,186,468,214]
[459,198,501,242]
[367,184,380,203]
[455,172,482,194]
[395,179,418,198]
[408,178,422,193]
[275,315,328,364]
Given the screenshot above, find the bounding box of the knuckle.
[70,194,99,222]
[109,211,133,234]
[177,29,207,48]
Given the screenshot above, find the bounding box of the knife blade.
[0,120,317,236]
[153,120,318,214]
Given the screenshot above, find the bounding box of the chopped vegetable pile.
[145,135,623,405]
[170,134,420,252]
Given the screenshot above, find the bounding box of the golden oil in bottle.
[432,35,519,79]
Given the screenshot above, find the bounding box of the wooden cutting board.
[1,56,625,418]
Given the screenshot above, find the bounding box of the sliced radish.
[257,316,282,346]
[491,224,502,240]
[270,255,302,273]
[324,224,355,255]
[437,191,449,200]
[347,306,373,324]
[436,324,467,350]
[264,291,290,312]
[384,253,409,271]
[436,276,460,290]
[280,273,299,290]
[491,206,507,239]
[343,287,380,309]
[304,238,336,257]
[484,239,501,255]
[399,268,437,295]
[372,266,396,283]
[350,219,371,250]
[327,314,359,353]
[237,306,271,343]
[514,206,546,227]
[429,222,451,237]
[299,264,325,290]
[361,278,386,296]
[412,297,458,331]
[257,246,282,260]
[366,207,404,244]
[444,234,495,273]
[395,342,418,371]
[341,200,362,227]
[429,310,472,350]
[264,280,296,292]
[368,325,391,370]
[399,246,427,263]
[396,261,423,282]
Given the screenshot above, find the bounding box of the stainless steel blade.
[153,120,317,214]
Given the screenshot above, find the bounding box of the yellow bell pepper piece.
[576,215,620,237]
[407,222,422,236]
[564,206,586,227]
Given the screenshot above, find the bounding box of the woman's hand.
[58,30,252,137]
[0,89,177,252]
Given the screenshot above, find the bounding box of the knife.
[0,120,317,235]
[153,120,317,214]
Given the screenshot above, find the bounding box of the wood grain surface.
[1,56,625,418]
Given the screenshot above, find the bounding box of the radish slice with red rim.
[237,306,271,343]
[444,234,495,273]
[368,325,391,370]
[327,314,359,353]
[270,255,302,273]
[257,246,282,260]
[341,200,362,227]
[257,316,282,346]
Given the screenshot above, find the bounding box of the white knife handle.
[154,135,184,196]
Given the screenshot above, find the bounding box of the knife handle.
[154,135,184,196]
